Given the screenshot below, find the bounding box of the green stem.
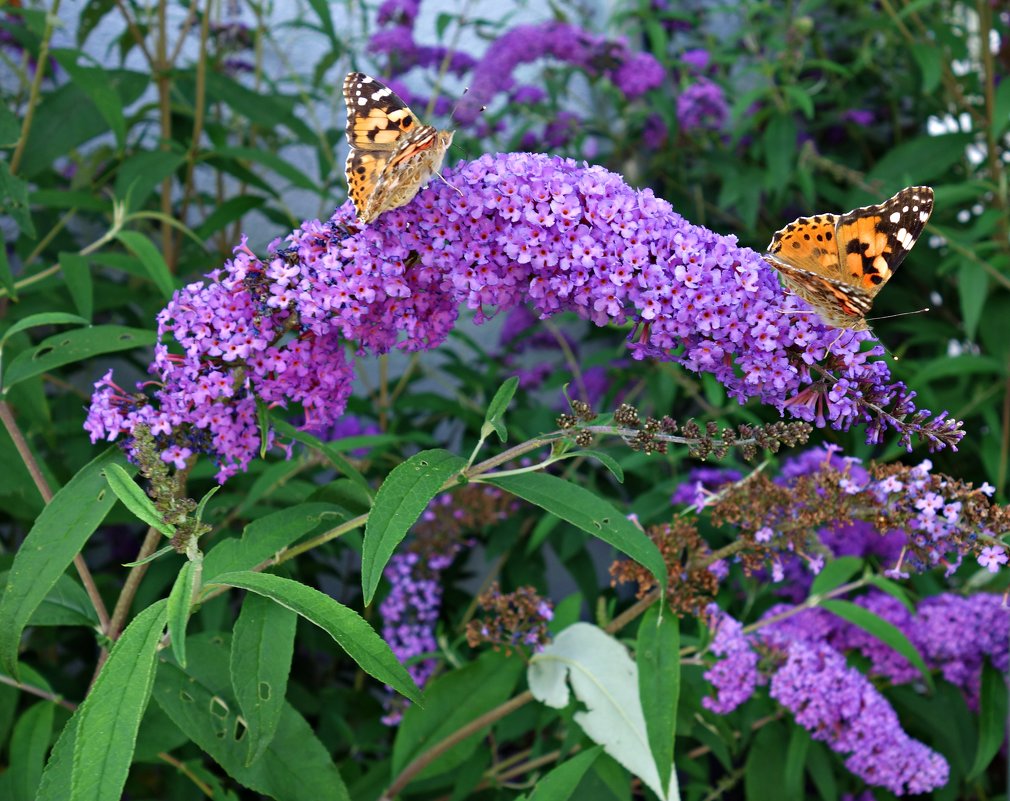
[8,0,61,176]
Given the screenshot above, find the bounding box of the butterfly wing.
[343,73,424,222]
[834,185,934,294]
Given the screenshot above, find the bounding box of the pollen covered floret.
[86,153,961,481]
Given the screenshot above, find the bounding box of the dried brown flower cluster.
[465,582,554,654]
[610,518,722,616]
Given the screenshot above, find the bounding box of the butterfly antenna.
[866,307,930,323]
[435,170,464,196]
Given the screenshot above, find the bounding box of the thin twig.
[9,0,61,176]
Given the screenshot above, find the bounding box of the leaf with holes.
[231,592,296,766]
[3,325,156,392]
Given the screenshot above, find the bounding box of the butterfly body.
[343,73,454,224]
[763,186,934,330]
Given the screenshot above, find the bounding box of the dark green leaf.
[103,463,173,535]
[203,503,345,581]
[393,650,523,778]
[362,448,466,604]
[866,133,973,185]
[821,599,932,687]
[9,701,54,801]
[69,599,167,801]
[636,605,678,794]
[77,0,116,46]
[0,230,14,298]
[166,561,197,667]
[783,726,810,801]
[207,571,421,703]
[910,43,942,94]
[215,146,319,192]
[0,572,101,627]
[113,150,186,210]
[59,253,93,320]
[194,195,265,241]
[3,325,156,391]
[305,0,338,45]
[154,634,349,801]
[958,263,988,341]
[231,593,296,766]
[763,114,796,191]
[0,105,19,147]
[527,747,602,801]
[968,660,1008,778]
[116,231,176,299]
[0,161,35,238]
[271,418,371,495]
[0,449,129,677]
[744,722,787,800]
[571,450,624,483]
[486,472,667,592]
[51,50,126,148]
[483,376,519,442]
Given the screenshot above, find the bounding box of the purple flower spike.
[86,153,962,481]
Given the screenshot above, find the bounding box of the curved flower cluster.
[87,153,961,480]
[455,23,665,124]
[676,77,728,133]
[702,596,992,795]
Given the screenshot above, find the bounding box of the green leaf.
[808,556,862,597]
[2,325,156,392]
[0,230,15,298]
[113,150,187,210]
[527,747,602,801]
[154,634,349,801]
[820,599,932,688]
[992,78,1010,138]
[744,723,787,800]
[763,114,797,191]
[0,160,35,238]
[958,263,988,341]
[9,701,54,801]
[215,146,319,192]
[59,253,93,320]
[362,448,466,604]
[207,571,420,703]
[393,650,523,778]
[103,463,173,536]
[866,133,973,185]
[166,561,198,668]
[0,104,19,147]
[0,572,101,628]
[486,472,667,593]
[636,606,679,795]
[116,231,176,299]
[271,418,371,496]
[305,0,338,45]
[968,660,1008,778]
[69,599,167,801]
[483,376,519,442]
[0,449,129,677]
[203,503,345,581]
[77,0,117,46]
[0,312,89,348]
[194,195,265,241]
[910,42,942,94]
[51,50,126,148]
[231,593,296,766]
[122,544,174,567]
[783,727,810,801]
[569,449,624,483]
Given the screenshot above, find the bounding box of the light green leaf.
[0,449,129,677]
[483,375,519,441]
[3,326,156,391]
[166,561,198,667]
[154,634,349,801]
[393,650,523,778]
[636,606,679,795]
[69,599,167,801]
[362,448,466,604]
[529,623,677,801]
[116,231,176,299]
[486,473,667,593]
[821,599,932,688]
[958,263,988,341]
[207,571,420,703]
[103,463,173,536]
[231,593,296,766]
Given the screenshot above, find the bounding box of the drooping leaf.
[528,623,676,800]
[103,463,173,536]
[526,747,602,801]
[207,571,420,703]
[487,473,667,593]
[636,606,679,795]
[166,561,198,667]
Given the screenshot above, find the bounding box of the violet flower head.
[86,153,963,481]
[702,606,760,713]
[677,78,728,133]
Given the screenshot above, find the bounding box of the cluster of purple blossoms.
[700,591,1006,794]
[86,153,961,479]
[676,77,728,133]
[454,22,665,124]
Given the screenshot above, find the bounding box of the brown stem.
[113,0,156,66]
[380,691,534,800]
[177,0,212,231]
[0,401,110,631]
[9,0,60,176]
[156,0,175,271]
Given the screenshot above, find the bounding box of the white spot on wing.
[920,210,929,221]
[889,211,901,223]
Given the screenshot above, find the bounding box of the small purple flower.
[681,48,711,72]
[978,545,1008,572]
[676,79,728,133]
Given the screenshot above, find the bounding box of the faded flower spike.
[87,153,962,481]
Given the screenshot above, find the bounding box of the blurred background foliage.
[1,0,1008,797]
